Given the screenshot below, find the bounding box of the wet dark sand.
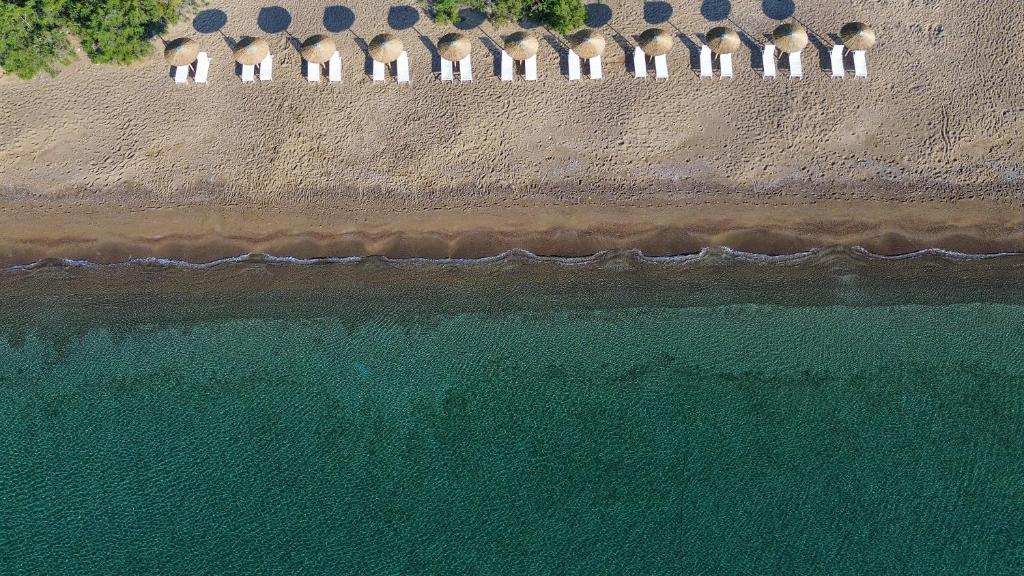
[1,197,1022,266]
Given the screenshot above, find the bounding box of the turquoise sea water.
[1,250,1022,574]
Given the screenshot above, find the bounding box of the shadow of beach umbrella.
[504,32,539,61]
[569,29,606,59]
[707,26,741,54]
[772,22,808,54]
[369,33,404,63]
[638,28,673,57]
[233,36,269,65]
[841,22,876,51]
[164,37,199,66]
[300,34,336,63]
[437,32,471,62]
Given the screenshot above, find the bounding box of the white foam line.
[851,246,1024,261]
[3,245,1022,272]
[720,247,820,262]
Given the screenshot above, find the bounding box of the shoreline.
[2,198,1023,265]
[3,1,1021,267]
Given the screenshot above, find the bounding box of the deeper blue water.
[0,249,1022,574]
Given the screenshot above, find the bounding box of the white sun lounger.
[306,60,320,82]
[396,51,410,83]
[259,54,273,81]
[654,54,668,79]
[328,51,341,82]
[173,65,189,84]
[524,55,537,81]
[500,51,514,81]
[194,52,210,84]
[853,50,867,78]
[633,47,647,78]
[763,43,776,78]
[789,52,802,78]
[720,53,733,78]
[568,50,581,81]
[440,57,454,81]
[830,45,845,78]
[241,64,255,82]
[589,56,602,80]
[700,45,713,78]
[459,55,472,81]
[372,59,385,82]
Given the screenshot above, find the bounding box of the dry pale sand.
[1,0,1022,263]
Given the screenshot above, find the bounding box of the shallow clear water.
[1,250,1022,574]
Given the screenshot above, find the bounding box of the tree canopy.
[0,0,192,79]
[431,0,585,34]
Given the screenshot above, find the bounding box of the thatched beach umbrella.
[300,34,336,64]
[437,32,471,62]
[707,26,741,55]
[772,23,809,54]
[638,28,673,57]
[504,32,539,61]
[164,37,199,67]
[841,22,876,51]
[233,36,269,66]
[369,33,404,63]
[569,29,606,60]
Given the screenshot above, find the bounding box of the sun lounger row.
[167,24,874,85]
[169,47,869,84]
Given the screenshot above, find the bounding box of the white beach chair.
[568,50,581,81]
[306,60,320,82]
[700,45,713,78]
[194,52,210,84]
[459,55,472,81]
[240,64,255,82]
[328,51,341,82]
[763,43,776,78]
[173,65,189,84]
[853,50,867,78]
[500,51,514,81]
[654,54,668,79]
[831,45,845,78]
[720,53,733,78]
[788,52,802,78]
[396,51,410,83]
[259,54,273,81]
[524,55,538,81]
[589,56,602,80]
[440,57,454,81]
[633,47,647,78]
[372,59,385,82]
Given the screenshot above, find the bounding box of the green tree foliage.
[0,0,72,79]
[527,0,584,34]
[0,0,191,78]
[432,0,460,26]
[66,0,187,64]
[429,0,585,34]
[490,0,524,26]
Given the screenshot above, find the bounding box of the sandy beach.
[1,0,1022,263]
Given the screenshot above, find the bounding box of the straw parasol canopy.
[504,32,539,61]
[569,29,606,60]
[437,32,471,62]
[638,28,673,57]
[233,36,269,66]
[706,26,741,55]
[164,37,199,66]
[841,22,876,51]
[369,33,404,63]
[772,23,809,54]
[300,34,336,63]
